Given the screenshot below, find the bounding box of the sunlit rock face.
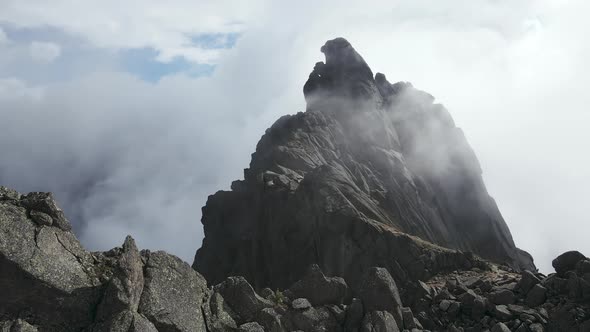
[194,37,535,293]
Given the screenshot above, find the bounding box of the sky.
[0,0,588,273]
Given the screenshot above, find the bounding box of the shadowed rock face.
[194,37,534,292]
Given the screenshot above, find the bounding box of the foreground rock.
[0,187,209,332]
[2,188,586,331]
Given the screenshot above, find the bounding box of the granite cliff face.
[194,38,533,292]
[1,38,589,331]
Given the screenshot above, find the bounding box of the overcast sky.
[0,0,588,273]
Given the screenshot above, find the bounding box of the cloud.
[0,0,260,63]
[0,27,8,45]
[29,41,61,63]
[0,78,44,100]
[0,0,589,273]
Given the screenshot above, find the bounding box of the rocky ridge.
[1,38,589,331]
[1,186,589,331]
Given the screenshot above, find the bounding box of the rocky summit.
[1,38,589,331]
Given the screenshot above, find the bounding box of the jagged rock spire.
[303,37,381,108]
[194,38,535,296]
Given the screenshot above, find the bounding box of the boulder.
[19,192,71,231]
[358,267,403,325]
[95,236,144,321]
[286,264,348,306]
[552,251,586,275]
[238,322,265,332]
[138,250,209,332]
[401,307,416,329]
[213,276,273,324]
[518,270,541,293]
[491,322,511,332]
[526,284,547,307]
[256,308,283,332]
[0,320,38,332]
[493,305,513,321]
[0,192,101,331]
[292,298,312,310]
[488,289,515,305]
[201,291,238,332]
[344,298,364,332]
[283,306,338,332]
[360,311,400,332]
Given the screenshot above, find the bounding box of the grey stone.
[286,264,348,306]
[238,322,265,332]
[259,287,274,299]
[29,210,52,226]
[0,320,38,332]
[552,251,586,275]
[19,192,71,231]
[344,298,364,332]
[529,323,544,332]
[129,313,159,332]
[0,195,100,331]
[519,270,541,294]
[138,250,209,332]
[401,307,416,329]
[493,305,513,321]
[359,267,403,325]
[360,311,400,332]
[96,236,144,321]
[202,291,238,332]
[439,299,452,311]
[488,289,515,305]
[448,301,461,317]
[213,276,273,324]
[257,308,283,332]
[292,298,312,310]
[283,306,338,332]
[471,296,486,319]
[0,186,20,201]
[526,284,547,307]
[491,322,511,332]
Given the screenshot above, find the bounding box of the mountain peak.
[195,38,535,292]
[303,38,378,106]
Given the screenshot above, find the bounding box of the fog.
[0,0,588,272]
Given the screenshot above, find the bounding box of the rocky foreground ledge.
[1,186,589,331]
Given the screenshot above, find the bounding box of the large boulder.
[286,264,348,306]
[360,311,400,332]
[552,251,586,275]
[138,250,209,332]
[213,276,273,324]
[358,267,403,326]
[0,192,102,331]
[0,320,38,332]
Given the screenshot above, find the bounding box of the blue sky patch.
[0,25,232,83]
[190,33,240,49]
[119,47,215,82]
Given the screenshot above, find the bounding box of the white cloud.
[0,0,263,63]
[0,78,43,100]
[29,41,61,63]
[0,0,589,273]
[0,27,8,45]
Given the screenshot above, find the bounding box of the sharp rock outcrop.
[194,37,534,295]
